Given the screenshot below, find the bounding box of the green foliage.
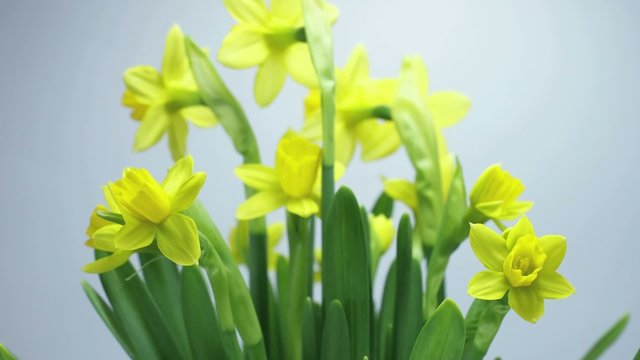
[581,314,630,360]
[410,299,466,360]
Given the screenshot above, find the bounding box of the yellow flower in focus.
[123,25,218,160]
[218,0,339,107]
[467,216,574,323]
[235,132,322,219]
[229,221,284,269]
[469,164,533,222]
[109,156,206,266]
[370,214,395,254]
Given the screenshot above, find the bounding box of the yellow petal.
[271,0,301,21]
[467,271,510,300]
[222,0,268,24]
[370,214,394,253]
[162,155,195,196]
[341,44,369,93]
[157,213,201,266]
[162,25,190,86]
[124,66,164,103]
[236,191,288,220]
[383,178,418,210]
[276,132,321,197]
[91,224,122,252]
[356,120,401,162]
[534,272,574,300]
[267,222,284,248]
[506,216,535,251]
[122,90,149,120]
[102,186,120,213]
[508,287,544,323]
[501,201,534,220]
[234,164,280,191]
[334,122,356,165]
[171,173,206,212]
[284,43,318,88]
[82,251,133,274]
[427,91,471,128]
[469,223,508,272]
[254,54,287,107]
[133,103,170,152]
[538,235,567,273]
[181,105,219,128]
[114,217,157,250]
[86,204,112,237]
[168,116,188,161]
[286,197,320,218]
[218,25,269,69]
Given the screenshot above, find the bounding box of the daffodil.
[230,221,284,269]
[108,156,206,266]
[235,131,322,219]
[370,214,395,254]
[218,0,339,107]
[469,164,533,223]
[467,216,574,323]
[123,25,218,160]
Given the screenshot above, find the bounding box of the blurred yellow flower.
[469,164,533,222]
[123,24,218,160]
[108,156,206,266]
[230,221,284,269]
[218,0,339,107]
[370,214,394,254]
[467,217,574,323]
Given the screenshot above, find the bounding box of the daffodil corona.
[467,217,574,323]
[469,164,533,222]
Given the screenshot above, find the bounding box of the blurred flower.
[467,216,574,323]
[369,214,395,254]
[230,221,284,269]
[123,24,218,160]
[218,0,339,106]
[469,164,533,222]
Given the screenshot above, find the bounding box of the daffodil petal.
[334,122,356,165]
[162,155,195,196]
[91,224,122,252]
[508,287,544,323]
[223,0,268,24]
[115,219,156,251]
[383,178,418,211]
[538,235,567,273]
[171,173,206,212]
[501,201,534,220]
[181,105,219,128]
[427,91,471,128]
[102,186,120,213]
[168,116,188,161]
[157,213,201,266]
[254,55,286,107]
[162,25,190,86]
[234,164,280,191]
[236,191,288,220]
[474,200,504,219]
[284,43,318,88]
[267,222,284,248]
[469,223,508,272]
[82,251,133,274]
[134,103,170,152]
[124,66,164,103]
[86,204,112,237]
[341,44,369,92]
[356,120,401,162]
[534,272,574,300]
[506,216,535,251]
[286,198,320,218]
[218,25,269,69]
[467,271,510,300]
[271,0,301,20]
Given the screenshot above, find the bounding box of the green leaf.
[322,300,351,360]
[323,187,371,360]
[0,344,16,360]
[462,297,509,360]
[376,261,396,360]
[303,298,323,360]
[268,280,282,360]
[372,191,394,218]
[582,314,630,360]
[181,266,227,360]
[410,299,465,360]
[81,280,134,358]
[633,347,640,360]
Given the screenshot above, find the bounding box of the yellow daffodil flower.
[218,0,339,107]
[370,214,395,254]
[108,156,206,266]
[229,221,284,269]
[123,25,218,160]
[469,164,533,222]
[83,187,133,274]
[235,132,322,219]
[467,216,574,323]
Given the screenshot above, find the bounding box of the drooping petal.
[222,0,268,24]
[122,91,149,120]
[133,103,170,152]
[91,224,122,252]
[508,287,544,323]
[500,201,534,220]
[162,155,194,196]
[334,122,356,165]
[467,271,510,300]
[284,43,318,88]
[427,91,471,128]
[383,178,418,210]
[286,197,320,218]
[506,216,535,250]
[218,25,269,69]
[123,66,164,103]
[171,173,206,212]
[254,55,286,107]
[114,217,157,250]
[271,0,302,21]
[267,222,284,248]
[236,191,288,220]
[356,120,401,161]
[168,116,188,161]
[533,272,574,299]
[474,200,504,219]
[162,25,190,86]
[156,213,201,266]
[234,164,280,191]
[340,44,369,94]
[82,251,133,274]
[180,105,219,128]
[469,223,508,272]
[538,235,567,273]
[86,204,112,237]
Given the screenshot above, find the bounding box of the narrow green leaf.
[303,298,319,360]
[181,266,227,360]
[377,261,396,360]
[372,192,394,218]
[409,299,465,360]
[268,280,282,360]
[322,300,351,360]
[633,347,640,360]
[582,314,631,360]
[462,297,509,360]
[323,187,371,360]
[0,344,16,360]
[81,280,134,358]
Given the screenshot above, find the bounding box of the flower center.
[111,168,172,224]
[503,234,546,287]
[275,134,321,198]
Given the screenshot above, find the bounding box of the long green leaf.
[323,187,371,360]
[268,280,282,360]
[303,298,321,360]
[0,344,16,360]
[376,261,396,360]
[81,280,134,358]
[462,297,509,360]
[372,192,394,218]
[322,300,351,360]
[410,299,465,360]
[582,314,630,360]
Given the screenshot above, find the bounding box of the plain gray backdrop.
[1,0,639,358]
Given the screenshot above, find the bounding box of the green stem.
[493,219,507,232]
[462,296,510,360]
